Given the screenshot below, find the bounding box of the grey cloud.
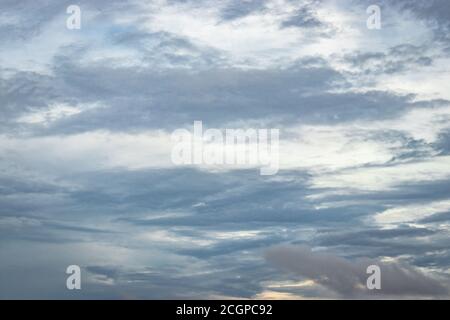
[315,179,450,205]
[281,7,323,29]
[10,58,417,135]
[413,250,450,270]
[419,211,450,224]
[265,245,449,298]
[219,0,268,21]
[435,131,450,155]
[0,0,135,41]
[362,0,450,52]
[0,70,57,132]
[110,29,227,70]
[316,227,437,246]
[312,226,450,263]
[344,44,434,75]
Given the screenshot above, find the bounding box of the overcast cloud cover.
[1,0,450,299]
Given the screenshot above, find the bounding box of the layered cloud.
[1,0,450,299]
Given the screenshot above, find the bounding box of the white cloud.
[0,130,174,173]
[17,103,100,125]
[374,200,450,225]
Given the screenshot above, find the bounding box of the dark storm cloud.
[265,245,449,298]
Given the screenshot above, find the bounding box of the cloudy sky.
[1,0,450,299]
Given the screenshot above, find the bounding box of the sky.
[1,0,450,299]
